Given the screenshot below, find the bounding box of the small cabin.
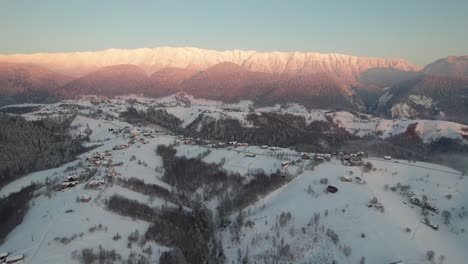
[62,181,78,188]
[384,156,392,160]
[130,128,142,136]
[245,153,256,158]
[66,176,77,182]
[260,145,269,149]
[315,156,325,162]
[80,195,92,202]
[5,254,24,263]
[350,158,363,166]
[301,153,311,160]
[281,161,290,169]
[0,252,8,260]
[341,176,352,182]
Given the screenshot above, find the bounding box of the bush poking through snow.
[343,245,352,256]
[112,232,121,241]
[319,178,328,185]
[326,228,339,245]
[360,256,366,264]
[363,162,373,172]
[71,245,122,264]
[442,210,451,224]
[426,250,435,262]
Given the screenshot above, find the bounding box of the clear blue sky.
[1,0,467,65]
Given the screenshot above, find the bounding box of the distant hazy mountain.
[358,67,421,88]
[0,62,71,96]
[423,56,468,77]
[376,75,468,124]
[147,67,197,97]
[60,64,150,97]
[178,62,278,102]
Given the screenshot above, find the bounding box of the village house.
[107,168,117,177]
[130,127,142,136]
[5,253,24,263]
[80,195,92,202]
[316,153,332,159]
[66,175,77,182]
[0,252,8,261]
[341,175,352,182]
[301,153,311,160]
[350,157,363,166]
[61,181,79,188]
[281,161,290,169]
[114,144,128,150]
[315,156,325,162]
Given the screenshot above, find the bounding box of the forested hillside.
[0,113,86,187]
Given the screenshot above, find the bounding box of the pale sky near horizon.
[1,0,467,66]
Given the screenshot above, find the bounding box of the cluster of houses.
[86,153,106,166]
[113,144,129,150]
[338,152,365,166]
[109,125,158,139]
[87,179,106,188]
[340,175,364,184]
[0,252,24,263]
[79,194,92,203]
[181,137,210,145]
[409,194,438,213]
[301,153,332,162]
[106,166,118,177]
[59,175,80,190]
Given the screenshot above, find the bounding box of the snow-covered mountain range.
[0,47,467,124]
[0,47,421,77]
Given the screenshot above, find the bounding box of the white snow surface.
[1,96,467,263]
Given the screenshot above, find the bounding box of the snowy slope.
[1,97,467,264]
[222,159,467,264]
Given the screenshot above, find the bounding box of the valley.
[0,95,467,263]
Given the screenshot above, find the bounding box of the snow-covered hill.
[0,96,467,264]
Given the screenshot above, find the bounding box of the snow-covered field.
[1,96,467,264]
